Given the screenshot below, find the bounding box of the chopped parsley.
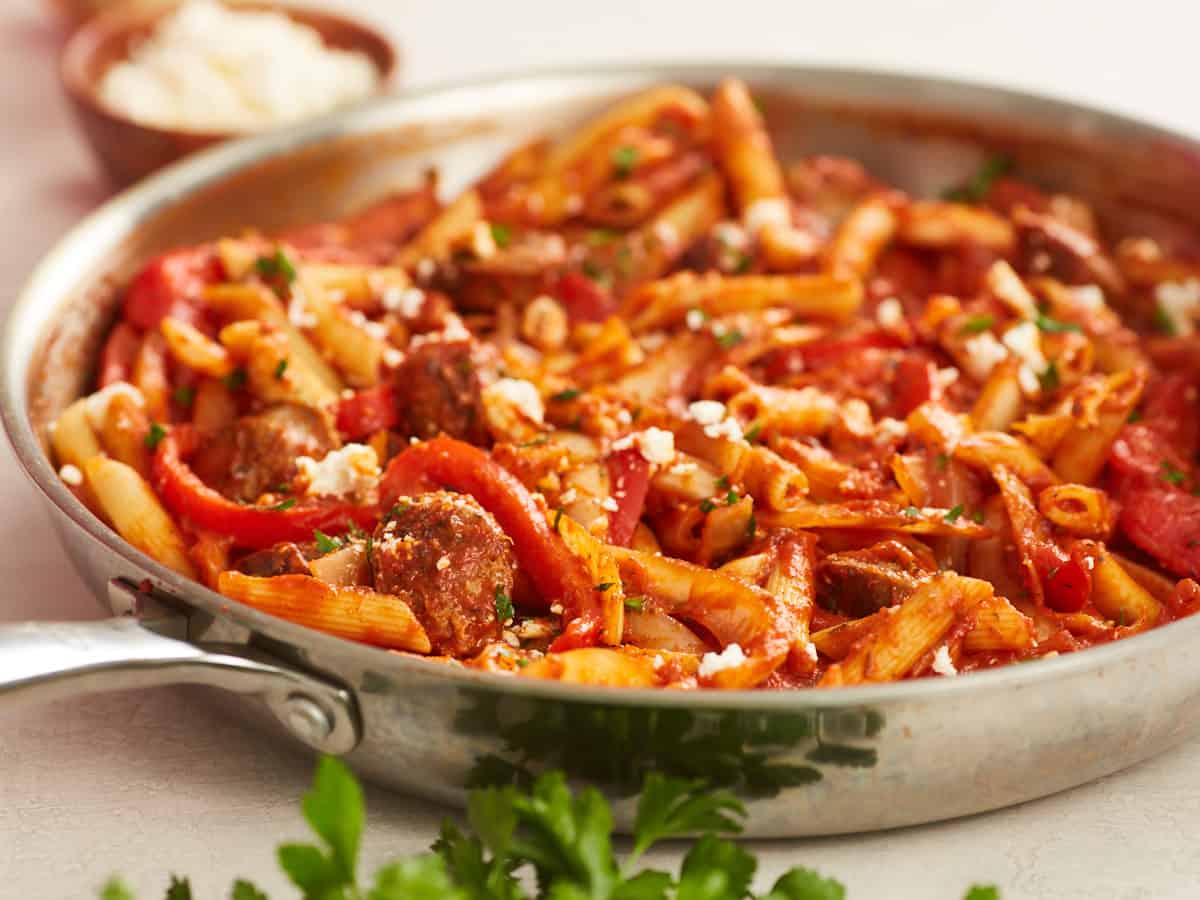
[553,508,564,531]
[586,228,619,246]
[254,248,297,294]
[313,530,344,554]
[744,422,763,443]
[271,498,296,512]
[942,153,1013,204]
[143,422,167,450]
[611,145,639,178]
[581,258,605,281]
[726,489,740,506]
[944,504,965,523]
[594,582,616,592]
[386,502,410,521]
[715,474,731,489]
[746,513,757,539]
[1035,313,1082,334]
[623,595,645,611]
[494,586,514,622]
[699,498,716,514]
[732,252,753,274]
[959,314,995,334]
[1153,304,1177,335]
[274,358,289,380]
[903,505,921,518]
[550,388,581,402]
[1161,460,1187,486]
[172,385,195,407]
[489,222,512,248]
[1037,361,1061,392]
[935,452,949,470]
[970,509,986,525]
[716,328,745,349]
[222,367,247,391]
[1128,408,1144,423]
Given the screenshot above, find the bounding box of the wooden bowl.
[60,1,398,187]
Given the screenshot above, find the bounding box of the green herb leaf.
[675,834,756,900]
[1035,313,1082,334]
[699,498,716,514]
[553,508,564,531]
[303,755,364,885]
[551,388,582,402]
[495,586,514,622]
[222,368,247,391]
[903,505,920,518]
[1128,408,1143,423]
[314,529,344,554]
[963,888,1001,900]
[744,423,763,443]
[99,878,134,900]
[761,867,847,900]
[582,259,606,281]
[726,489,740,506]
[959,314,995,334]
[172,385,195,408]
[1037,361,1060,392]
[1153,304,1177,335]
[229,880,269,900]
[274,358,289,380]
[144,422,167,451]
[970,509,986,525]
[489,223,512,248]
[746,514,757,540]
[716,329,745,349]
[935,452,949,470]
[942,154,1012,204]
[612,145,639,178]
[629,773,744,861]
[623,595,645,611]
[944,504,965,523]
[371,854,471,900]
[255,248,297,288]
[1161,460,1187,486]
[271,498,297,511]
[594,582,616,592]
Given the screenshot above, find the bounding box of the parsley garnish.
[935,452,949,470]
[970,509,986,524]
[903,505,920,518]
[1153,304,1177,335]
[313,530,344,554]
[716,329,746,349]
[746,514,757,539]
[271,498,296,511]
[623,595,645,611]
[699,498,716,514]
[726,489,740,505]
[587,228,618,246]
[254,248,297,295]
[274,358,289,380]
[1037,361,1061,392]
[581,258,605,281]
[222,367,247,391]
[550,388,581,402]
[1161,460,1187,486]
[489,223,512,248]
[494,586,514,622]
[594,582,615,592]
[744,422,763,443]
[612,145,639,178]
[1128,408,1144,423]
[959,314,994,334]
[553,508,564,531]
[944,504,964,523]
[172,385,195,407]
[1035,313,1082,334]
[143,422,166,450]
[942,153,1012,203]
[715,474,730,489]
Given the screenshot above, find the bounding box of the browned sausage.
[392,338,496,445]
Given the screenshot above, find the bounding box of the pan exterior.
[6,64,1200,836]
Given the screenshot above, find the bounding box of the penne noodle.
[1037,483,1115,539]
[1051,369,1145,483]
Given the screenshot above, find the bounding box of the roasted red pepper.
[124,247,223,331]
[605,446,651,547]
[379,436,600,645]
[152,428,377,549]
[336,383,399,439]
[552,270,617,322]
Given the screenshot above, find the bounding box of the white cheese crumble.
[415,257,437,282]
[931,645,958,677]
[296,443,379,499]
[876,417,909,442]
[381,286,426,318]
[600,496,620,512]
[743,198,791,234]
[59,464,84,486]
[482,378,545,424]
[1071,284,1106,312]
[612,427,676,466]
[698,643,748,679]
[469,221,497,260]
[687,400,726,426]
[287,289,317,329]
[559,488,578,505]
[382,347,405,368]
[1155,278,1200,336]
[875,297,905,329]
[712,221,749,250]
[84,382,144,432]
[962,332,1008,381]
[653,221,680,248]
[685,308,708,331]
[1001,321,1049,394]
[97,0,379,133]
[436,555,451,571]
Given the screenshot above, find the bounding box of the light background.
[2,1,1198,897]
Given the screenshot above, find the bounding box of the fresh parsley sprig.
[99,757,1000,900]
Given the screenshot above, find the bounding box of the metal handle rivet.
[285,695,334,744]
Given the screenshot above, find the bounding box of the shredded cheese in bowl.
[98,0,381,133]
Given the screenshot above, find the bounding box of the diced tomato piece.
[1035,546,1092,614]
[553,270,617,322]
[97,321,142,387]
[336,384,399,440]
[123,247,223,331]
[605,447,651,547]
[1119,489,1200,580]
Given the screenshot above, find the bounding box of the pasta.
[53,78,1200,690]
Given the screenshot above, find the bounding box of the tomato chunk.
[124,247,223,331]
[336,384,399,439]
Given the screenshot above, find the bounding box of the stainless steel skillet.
[4,64,1200,837]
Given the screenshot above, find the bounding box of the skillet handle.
[0,582,360,754]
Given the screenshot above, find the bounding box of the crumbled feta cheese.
[687,400,726,426]
[934,367,960,391]
[1155,278,1200,336]
[962,332,1008,381]
[986,260,1038,318]
[482,378,545,424]
[96,0,379,132]
[876,417,908,442]
[804,641,818,663]
[685,308,707,331]
[698,643,748,679]
[559,488,578,505]
[1071,285,1105,312]
[613,428,676,466]
[875,297,905,329]
[296,443,379,499]
[564,194,584,215]
[415,257,437,281]
[59,464,84,486]
[615,408,633,426]
[743,198,791,234]
[712,221,749,250]
[83,382,144,432]
[382,347,405,368]
[349,310,389,340]
[469,221,497,260]
[549,602,564,615]
[653,221,679,247]
[601,496,619,512]
[1002,321,1049,394]
[287,289,317,328]
[381,286,426,318]
[931,645,958,677]
[436,555,451,571]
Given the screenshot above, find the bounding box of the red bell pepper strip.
[605,447,651,547]
[152,429,378,549]
[552,270,617,322]
[379,436,600,646]
[124,247,223,331]
[336,383,399,439]
[98,321,142,387]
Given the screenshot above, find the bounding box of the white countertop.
[2,1,1198,896]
